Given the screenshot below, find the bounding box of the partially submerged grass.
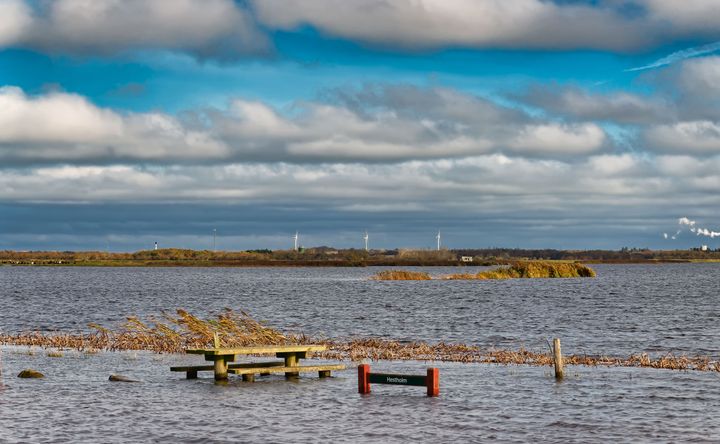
[1,309,302,354]
[1,309,716,372]
[317,339,720,372]
[374,261,596,281]
[447,261,596,280]
[372,270,432,280]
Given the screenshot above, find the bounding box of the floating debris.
[109,374,139,382]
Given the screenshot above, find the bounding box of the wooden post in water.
[427,368,440,397]
[213,332,220,348]
[553,338,564,380]
[284,353,299,378]
[358,364,370,394]
[214,358,228,381]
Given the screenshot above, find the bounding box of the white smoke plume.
[671,217,720,239]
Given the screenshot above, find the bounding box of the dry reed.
[1,309,301,354]
[1,309,717,373]
[374,262,596,281]
[373,270,432,280]
[447,261,596,279]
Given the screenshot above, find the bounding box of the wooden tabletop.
[186,344,327,356]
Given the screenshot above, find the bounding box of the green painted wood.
[368,373,427,387]
[228,364,345,376]
[170,361,284,372]
[186,345,327,356]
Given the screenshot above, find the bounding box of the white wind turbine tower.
[363,230,369,251]
[293,231,299,251]
[436,230,441,251]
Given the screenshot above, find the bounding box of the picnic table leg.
[284,353,299,379]
[214,358,228,381]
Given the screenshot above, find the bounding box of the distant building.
[701,245,708,251]
[461,256,473,262]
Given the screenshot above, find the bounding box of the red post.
[358,364,371,394]
[426,368,439,397]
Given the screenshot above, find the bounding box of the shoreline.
[2,258,719,267]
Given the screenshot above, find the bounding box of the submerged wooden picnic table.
[171,344,345,382]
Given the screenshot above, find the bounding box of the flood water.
[1,264,719,442]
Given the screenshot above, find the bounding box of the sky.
[1,0,720,251]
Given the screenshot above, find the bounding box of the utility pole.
[213,229,217,252]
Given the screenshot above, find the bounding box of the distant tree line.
[1,246,718,266]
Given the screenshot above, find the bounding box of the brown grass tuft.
[446,261,596,280]
[372,270,432,280]
[1,309,300,354]
[2,309,717,373]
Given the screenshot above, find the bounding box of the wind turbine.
[293,231,299,251]
[363,230,369,251]
[436,230,441,251]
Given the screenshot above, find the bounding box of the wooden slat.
[228,364,345,375]
[186,344,327,356]
[170,361,284,372]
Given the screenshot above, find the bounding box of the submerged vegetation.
[372,270,432,280]
[373,261,596,280]
[1,309,718,373]
[446,261,596,280]
[1,309,301,354]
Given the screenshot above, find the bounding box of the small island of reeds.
[373,261,596,280]
[372,270,432,280]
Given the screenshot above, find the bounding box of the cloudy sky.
[2,0,720,251]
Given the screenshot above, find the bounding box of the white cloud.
[645,121,720,153]
[679,57,720,94]
[0,0,31,46]
[522,87,674,124]
[253,0,651,51]
[0,153,714,211]
[509,123,605,154]
[1,0,268,58]
[640,0,720,33]
[0,87,228,162]
[0,86,610,165]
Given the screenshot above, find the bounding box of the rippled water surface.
[1,264,719,442]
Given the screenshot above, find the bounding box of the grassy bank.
[1,309,717,373]
[3,248,720,267]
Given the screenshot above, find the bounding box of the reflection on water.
[1,264,719,442]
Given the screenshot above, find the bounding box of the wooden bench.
[180,343,345,381]
[170,361,284,379]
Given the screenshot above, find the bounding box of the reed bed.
[0,309,301,354]
[1,309,717,372]
[447,261,596,279]
[317,339,720,372]
[374,262,596,280]
[372,270,432,280]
